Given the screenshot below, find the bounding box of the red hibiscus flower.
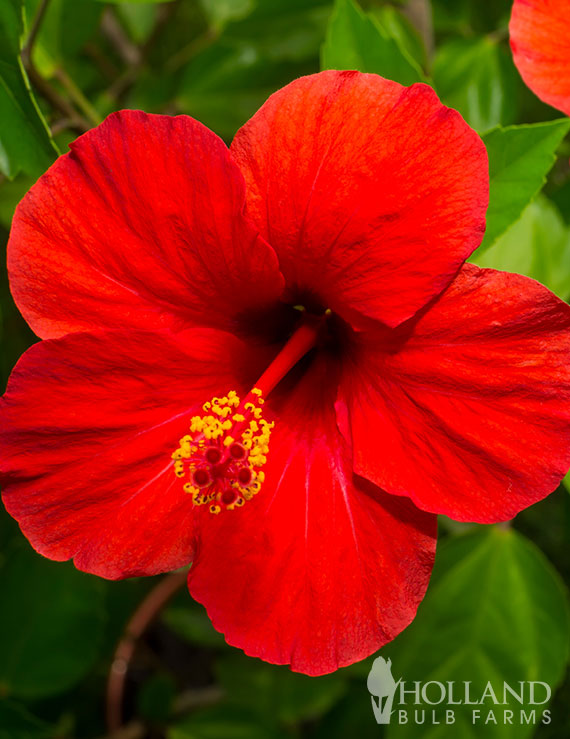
[2,71,570,676]
[510,0,570,115]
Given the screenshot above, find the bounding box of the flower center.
[171,314,325,514]
[172,388,272,514]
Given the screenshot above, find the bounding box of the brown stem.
[27,67,69,116]
[21,0,50,69]
[54,67,102,126]
[403,0,435,62]
[100,687,223,739]
[21,0,90,133]
[165,28,219,74]
[105,570,188,733]
[105,1,179,105]
[487,28,509,44]
[99,722,145,739]
[173,685,224,714]
[101,7,142,67]
[26,64,90,133]
[51,117,75,136]
[84,41,120,82]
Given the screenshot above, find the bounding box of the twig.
[84,41,120,82]
[101,7,141,67]
[105,1,179,105]
[21,0,90,133]
[403,0,435,62]
[51,117,75,135]
[99,686,223,739]
[173,685,224,714]
[105,570,188,733]
[100,722,145,739]
[21,0,50,69]
[488,27,509,44]
[164,28,219,74]
[54,67,102,126]
[24,57,90,134]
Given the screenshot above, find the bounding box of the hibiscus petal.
[0,328,262,578]
[188,355,436,675]
[510,0,570,116]
[8,110,284,339]
[340,264,570,523]
[231,70,488,329]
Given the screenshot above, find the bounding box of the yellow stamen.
[171,389,274,514]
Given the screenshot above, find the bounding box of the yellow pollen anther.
[171,389,273,514]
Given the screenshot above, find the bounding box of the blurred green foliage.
[382,528,570,739]
[1,0,570,737]
[0,543,106,699]
[321,0,424,84]
[472,196,570,300]
[0,0,58,178]
[479,120,570,252]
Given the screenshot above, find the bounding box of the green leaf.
[0,0,58,178]
[480,119,570,251]
[152,0,327,140]
[169,705,288,739]
[372,5,427,71]
[381,528,569,739]
[0,173,33,229]
[169,653,347,739]
[215,653,347,723]
[0,543,106,699]
[114,1,157,44]
[321,0,424,86]
[432,0,513,36]
[310,682,382,739]
[98,0,176,4]
[431,0,472,34]
[0,701,53,739]
[174,41,312,140]
[137,673,176,723]
[471,196,570,300]
[433,37,520,131]
[222,0,330,62]
[25,0,102,78]
[200,0,254,30]
[162,601,228,648]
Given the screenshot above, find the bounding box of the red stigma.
[172,390,272,514]
[205,447,222,464]
[193,468,211,488]
[237,467,252,485]
[229,443,246,460]
[221,489,238,505]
